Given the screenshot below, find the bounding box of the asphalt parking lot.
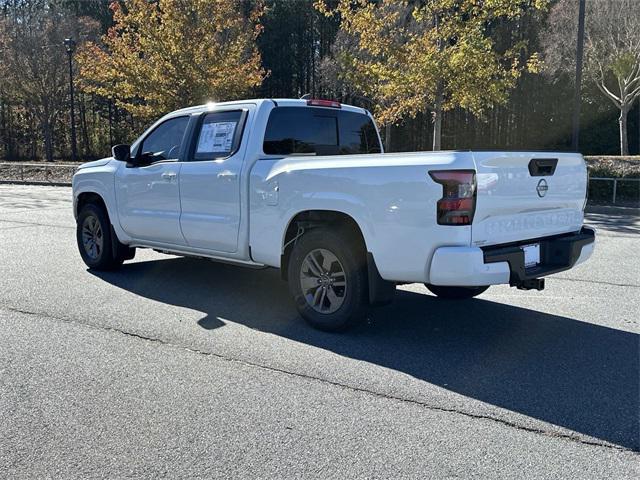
[0,184,638,478]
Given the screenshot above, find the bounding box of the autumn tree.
[316,0,548,150]
[77,0,265,120]
[543,0,640,156]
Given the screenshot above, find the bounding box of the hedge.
[584,156,639,205]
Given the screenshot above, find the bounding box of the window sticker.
[197,121,237,153]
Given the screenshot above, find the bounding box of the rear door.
[178,108,248,253]
[471,152,587,247]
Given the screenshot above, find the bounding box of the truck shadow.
[585,211,640,235]
[92,257,639,451]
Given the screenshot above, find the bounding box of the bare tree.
[0,1,98,161]
[543,0,640,155]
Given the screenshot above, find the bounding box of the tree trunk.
[385,123,391,152]
[41,118,54,162]
[0,99,6,159]
[79,94,91,158]
[619,106,629,156]
[432,82,443,151]
[108,100,114,147]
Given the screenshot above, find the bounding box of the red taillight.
[306,99,341,108]
[429,170,476,226]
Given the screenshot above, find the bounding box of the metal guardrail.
[0,162,77,186]
[0,162,79,167]
[589,177,640,205]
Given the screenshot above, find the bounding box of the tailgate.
[471,152,586,247]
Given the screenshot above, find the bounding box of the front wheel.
[287,228,368,332]
[76,203,134,270]
[425,284,489,299]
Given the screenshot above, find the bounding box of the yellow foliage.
[317,0,549,125]
[77,0,265,120]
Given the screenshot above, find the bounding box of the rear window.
[263,107,381,156]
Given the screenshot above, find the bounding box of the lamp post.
[64,38,78,162]
[571,0,586,152]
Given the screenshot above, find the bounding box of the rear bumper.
[428,226,595,287]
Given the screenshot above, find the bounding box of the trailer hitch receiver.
[516,278,545,291]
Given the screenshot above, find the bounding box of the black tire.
[287,227,368,332]
[76,203,134,270]
[425,284,489,299]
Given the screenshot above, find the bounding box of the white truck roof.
[170,98,369,116]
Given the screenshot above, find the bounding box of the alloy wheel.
[299,248,347,314]
[81,214,104,260]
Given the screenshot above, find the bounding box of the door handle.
[528,158,557,177]
[161,171,177,182]
[217,170,238,181]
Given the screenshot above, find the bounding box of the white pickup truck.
[73,98,595,331]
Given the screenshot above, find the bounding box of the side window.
[339,111,382,154]
[192,110,244,160]
[139,116,189,161]
[263,108,339,156]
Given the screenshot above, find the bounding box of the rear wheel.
[288,228,368,332]
[425,284,489,299]
[76,203,134,270]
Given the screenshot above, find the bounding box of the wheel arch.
[75,190,134,263]
[74,189,128,245]
[280,209,395,305]
[76,191,107,219]
[280,210,367,279]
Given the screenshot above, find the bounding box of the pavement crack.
[0,224,37,231]
[0,218,73,230]
[553,277,640,288]
[2,304,634,454]
[0,206,70,213]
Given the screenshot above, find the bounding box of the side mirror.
[112,144,131,162]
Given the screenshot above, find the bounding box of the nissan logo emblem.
[536,179,549,198]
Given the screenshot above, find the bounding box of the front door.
[116,115,190,245]
[179,110,247,253]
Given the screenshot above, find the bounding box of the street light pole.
[571,0,586,152]
[64,38,78,162]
